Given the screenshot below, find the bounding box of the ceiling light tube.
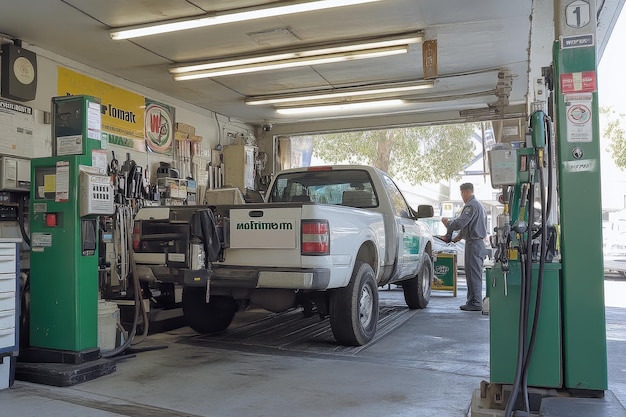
[172,46,408,80]
[246,80,435,105]
[276,99,405,115]
[169,32,423,75]
[111,0,382,40]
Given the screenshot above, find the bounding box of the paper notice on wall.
[0,98,35,158]
[57,135,83,155]
[565,93,593,142]
[55,161,70,202]
[87,101,102,140]
[91,149,108,174]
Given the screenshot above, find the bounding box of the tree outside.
[308,123,480,185]
[601,106,626,171]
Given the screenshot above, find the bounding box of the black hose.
[544,116,554,221]
[519,113,553,412]
[507,112,554,416]
[18,194,30,247]
[521,181,535,414]
[522,161,548,388]
[17,194,31,349]
[505,184,533,417]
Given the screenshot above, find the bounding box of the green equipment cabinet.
[28,95,113,360]
[489,262,562,388]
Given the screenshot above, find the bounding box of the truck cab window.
[381,174,411,218]
[268,169,378,207]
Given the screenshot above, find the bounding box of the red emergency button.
[46,213,57,227]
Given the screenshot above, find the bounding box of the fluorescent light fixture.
[173,46,408,80]
[276,99,405,115]
[170,31,423,80]
[246,80,435,105]
[111,0,381,40]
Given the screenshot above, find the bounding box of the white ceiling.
[0,0,623,131]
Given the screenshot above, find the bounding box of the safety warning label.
[565,93,593,143]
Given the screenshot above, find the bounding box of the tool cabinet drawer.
[0,310,15,331]
[0,243,16,256]
[0,255,16,274]
[0,274,16,293]
[0,328,15,349]
[0,292,15,312]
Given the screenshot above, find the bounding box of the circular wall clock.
[1,43,38,102]
[13,55,36,85]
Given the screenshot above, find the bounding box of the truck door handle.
[402,225,405,233]
[249,211,264,217]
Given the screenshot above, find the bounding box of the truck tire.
[330,261,379,346]
[402,254,433,309]
[182,287,238,334]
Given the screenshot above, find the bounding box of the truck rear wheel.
[182,287,238,334]
[402,254,433,309]
[329,261,379,346]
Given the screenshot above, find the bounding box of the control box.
[0,156,30,192]
[488,148,519,187]
[79,170,114,217]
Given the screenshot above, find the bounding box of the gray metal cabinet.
[0,239,20,365]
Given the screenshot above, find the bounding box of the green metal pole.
[554,0,607,391]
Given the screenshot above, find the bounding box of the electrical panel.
[79,170,114,217]
[0,156,30,192]
[488,148,519,187]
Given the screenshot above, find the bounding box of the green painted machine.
[26,95,115,364]
[485,21,608,413]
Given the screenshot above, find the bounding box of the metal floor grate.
[177,300,418,356]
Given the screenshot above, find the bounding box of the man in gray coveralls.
[441,183,488,311]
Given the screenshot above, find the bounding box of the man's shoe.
[460,304,482,311]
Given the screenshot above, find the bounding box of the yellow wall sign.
[57,67,146,151]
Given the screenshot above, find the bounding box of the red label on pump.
[560,71,596,93]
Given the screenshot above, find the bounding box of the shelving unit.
[157,177,196,205]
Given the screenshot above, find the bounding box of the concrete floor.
[1,274,626,417]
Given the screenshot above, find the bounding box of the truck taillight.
[301,220,330,255]
[132,221,141,251]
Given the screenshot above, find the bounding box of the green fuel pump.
[487,112,563,415]
[474,2,608,414]
[23,95,115,368]
[486,99,608,415]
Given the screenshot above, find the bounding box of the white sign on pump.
[564,93,593,142]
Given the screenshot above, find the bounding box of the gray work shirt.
[447,195,487,240]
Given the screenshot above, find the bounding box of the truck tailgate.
[223,206,303,267]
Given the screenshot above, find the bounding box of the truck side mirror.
[415,205,434,218]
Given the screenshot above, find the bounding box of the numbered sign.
[565,0,591,29]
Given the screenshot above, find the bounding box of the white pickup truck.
[133,165,435,346]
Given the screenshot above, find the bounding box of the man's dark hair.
[460,183,474,192]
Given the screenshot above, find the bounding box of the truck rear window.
[267,169,378,208]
